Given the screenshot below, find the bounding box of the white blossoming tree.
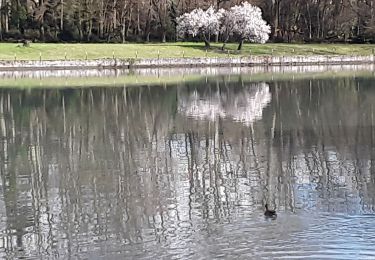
[176,6,224,48]
[221,2,271,50]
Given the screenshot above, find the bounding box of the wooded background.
[0,0,374,43]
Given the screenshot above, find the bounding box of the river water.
[0,68,375,259]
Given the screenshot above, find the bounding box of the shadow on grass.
[174,43,249,56]
[173,42,318,56]
[140,42,368,56]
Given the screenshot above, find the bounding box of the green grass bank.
[0,67,372,89]
[1,42,375,61]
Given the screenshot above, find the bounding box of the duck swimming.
[264,204,277,217]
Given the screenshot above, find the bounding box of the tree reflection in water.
[178,82,271,125]
[0,75,374,258]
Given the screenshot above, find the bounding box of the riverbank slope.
[0,55,374,70]
[1,43,375,70]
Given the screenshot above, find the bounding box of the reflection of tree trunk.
[213,119,221,219]
[0,96,5,138]
[275,102,287,211]
[0,94,30,251]
[371,104,375,184]
[62,95,66,133]
[265,112,277,205]
[187,132,194,220]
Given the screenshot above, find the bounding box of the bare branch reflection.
[0,75,374,258]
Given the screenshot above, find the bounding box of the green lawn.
[0,42,374,61]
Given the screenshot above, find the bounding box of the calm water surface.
[0,71,375,259]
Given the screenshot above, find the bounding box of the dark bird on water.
[264,204,277,217]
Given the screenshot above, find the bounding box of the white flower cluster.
[176,2,270,44]
[176,6,224,39]
[222,2,271,43]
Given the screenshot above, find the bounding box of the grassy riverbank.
[0,42,374,61]
[0,69,372,89]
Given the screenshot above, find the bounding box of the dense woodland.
[0,0,374,43]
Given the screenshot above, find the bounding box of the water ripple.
[0,72,375,258]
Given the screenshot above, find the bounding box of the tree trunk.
[204,39,211,48]
[144,3,152,42]
[203,35,211,49]
[136,2,141,36]
[121,17,126,43]
[60,0,64,31]
[98,0,104,38]
[40,26,45,41]
[306,3,312,39]
[0,1,2,40]
[79,21,83,41]
[113,0,117,30]
[273,0,280,38]
[126,8,132,40]
[162,31,166,42]
[144,25,150,42]
[121,30,125,43]
[237,39,244,51]
[87,19,92,41]
[4,0,9,33]
[151,0,168,43]
[16,0,20,32]
[221,35,229,50]
[99,20,104,38]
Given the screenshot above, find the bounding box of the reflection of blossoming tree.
[177,82,271,126]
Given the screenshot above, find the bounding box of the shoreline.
[0,64,373,89]
[0,55,374,70]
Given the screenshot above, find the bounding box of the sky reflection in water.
[0,71,375,259]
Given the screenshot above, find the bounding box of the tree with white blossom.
[221,2,271,50]
[176,6,224,48]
